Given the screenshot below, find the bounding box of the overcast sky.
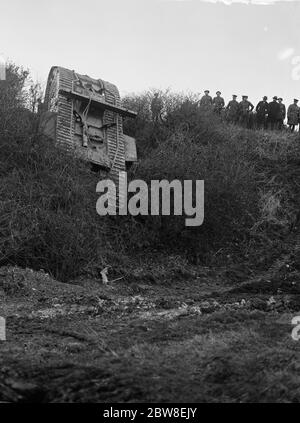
[1,0,300,104]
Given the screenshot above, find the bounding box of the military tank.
[40,66,137,188]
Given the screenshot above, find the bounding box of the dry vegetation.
[1,66,300,403]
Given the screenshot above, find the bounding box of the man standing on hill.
[212,91,225,115]
[287,99,300,132]
[268,96,281,130]
[226,95,239,124]
[255,96,269,130]
[151,92,163,123]
[199,90,213,110]
[239,96,254,128]
[277,98,286,130]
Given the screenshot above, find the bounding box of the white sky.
[1,0,300,104]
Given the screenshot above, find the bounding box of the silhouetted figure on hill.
[151,92,163,123]
[268,96,281,130]
[287,99,299,132]
[226,95,239,124]
[256,96,269,130]
[277,98,286,130]
[199,90,213,110]
[212,91,225,115]
[239,96,254,128]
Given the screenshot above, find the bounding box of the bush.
[0,125,104,281]
[0,65,110,280]
[124,89,300,265]
[1,71,300,281]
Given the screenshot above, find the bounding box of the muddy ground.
[0,261,300,403]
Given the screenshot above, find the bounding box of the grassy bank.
[1,67,300,282]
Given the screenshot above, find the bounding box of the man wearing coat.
[277,98,286,130]
[199,90,213,110]
[256,96,269,130]
[268,96,281,130]
[239,95,254,128]
[226,95,239,124]
[212,91,225,115]
[151,92,164,123]
[287,99,300,132]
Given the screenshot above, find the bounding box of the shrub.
[1,72,300,281]
[124,89,300,265]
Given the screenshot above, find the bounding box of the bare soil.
[0,263,300,403]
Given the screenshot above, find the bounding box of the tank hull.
[41,66,137,183]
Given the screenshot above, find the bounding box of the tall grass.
[124,92,300,265]
[1,67,300,281]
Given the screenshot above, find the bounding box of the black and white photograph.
[0,0,300,408]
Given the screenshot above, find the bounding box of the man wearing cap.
[226,95,239,124]
[151,92,164,123]
[239,96,254,128]
[212,91,225,115]
[268,96,281,130]
[277,98,286,130]
[199,90,213,110]
[287,99,300,132]
[255,96,269,130]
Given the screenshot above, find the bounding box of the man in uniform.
[255,96,269,130]
[151,92,163,123]
[239,95,254,128]
[226,95,239,124]
[199,90,213,110]
[287,99,300,132]
[212,91,225,115]
[268,96,281,130]
[277,98,286,130]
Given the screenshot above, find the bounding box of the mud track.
[0,265,300,403]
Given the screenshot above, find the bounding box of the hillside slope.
[1,69,300,402]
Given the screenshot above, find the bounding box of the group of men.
[199,90,300,131]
